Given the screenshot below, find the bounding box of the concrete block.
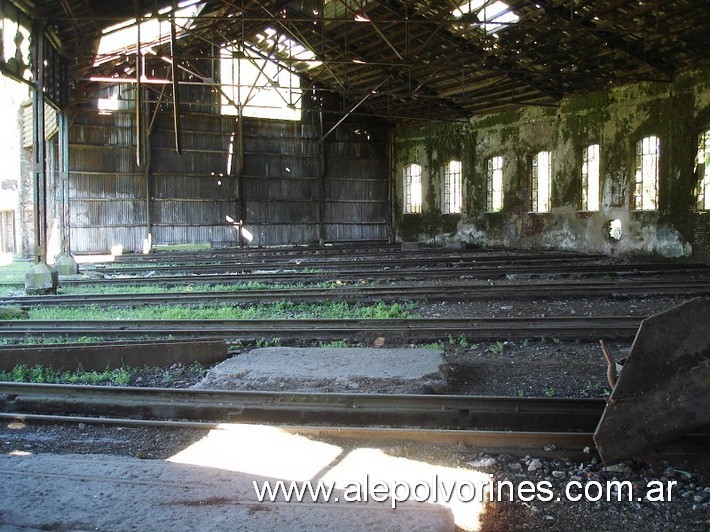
[400,241,420,251]
[24,262,58,295]
[196,347,449,393]
[54,252,80,276]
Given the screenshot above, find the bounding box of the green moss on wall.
[393,68,710,255]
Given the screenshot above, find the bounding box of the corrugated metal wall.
[241,120,321,245]
[150,113,238,247]
[324,126,389,242]
[69,96,146,253]
[68,100,390,252]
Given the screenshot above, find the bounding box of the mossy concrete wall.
[393,67,710,257]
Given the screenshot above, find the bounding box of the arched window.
[443,160,462,214]
[633,136,659,210]
[403,164,422,214]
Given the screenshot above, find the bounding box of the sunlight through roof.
[452,0,519,34]
[94,1,204,66]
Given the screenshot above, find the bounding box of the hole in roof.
[219,27,321,121]
[452,0,519,35]
[94,1,204,67]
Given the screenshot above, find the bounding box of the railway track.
[0,382,603,453]
[2,279,709,308]
[105,246,599,264]
[0,316,642,341]
[1,382,707,457]
[7,262,706,289]
[90,254,604,276]
[0,382,604,431]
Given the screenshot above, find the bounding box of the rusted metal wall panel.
[243,154,319,178]
[152,225,237,247]
[322,124,389,242]
[324,223,389,242]
[153,200,235,225]
[148,111,237,246]
[245,200,317,224]
[245,223,320,247]
[69,108,145,253]
[71,200,147,226]
[69,173,143,199]
[69,226,145,254]
[67,106,390,251]
[241,176,319,199]
[239,118,321,245]
[152,175,237,198]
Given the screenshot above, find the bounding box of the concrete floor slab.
[0,426,458,531]
[195,347,449,393]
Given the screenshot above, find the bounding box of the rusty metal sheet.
[594,297,710,464]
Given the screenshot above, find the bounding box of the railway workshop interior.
[0,1,709,531]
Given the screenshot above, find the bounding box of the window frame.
[403,163,423,214]
[581,144,601,212]
[486,155,504,213]
[531,151,552,213]
[442,160,462,214]
[633,135,660,211]
[696,130,710,211]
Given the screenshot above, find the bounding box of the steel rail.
[0,316,642,340]
[33,262,710,288]
[0,382,603,432]
[106,247,598,264]
[2,279,709,308]
[2,385,708,458]
[0,411,597,454]
[92,253,604,274]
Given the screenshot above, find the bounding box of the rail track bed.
[61,261,710,286]
[3,279,709,308]
[1,382,707,458]
[0,316,643,341]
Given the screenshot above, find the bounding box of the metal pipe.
[169,9,183,155]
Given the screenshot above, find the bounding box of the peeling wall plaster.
[394,68,710,257]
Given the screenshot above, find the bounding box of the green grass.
[0,335,168,346]
[0,364,132,386]
[60,281,340,296]
[0,261,32,295]
[22,301,418,321]
[489,340,505,354]
[0,362,208,386]
[320,340,351,348]
[0,306,28,320]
